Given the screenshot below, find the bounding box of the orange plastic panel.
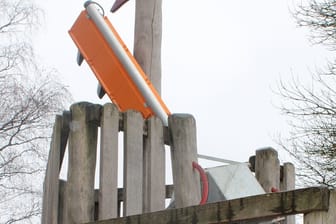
[69,11,170,118]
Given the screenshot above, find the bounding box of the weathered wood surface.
[41,115,63,224]
[65,102,100,224]
[60,111,70,166]
[134,1,164,212]
[280,163,295,224]
[123,110,144,216]
[255,148,280,192]
[133,0,162,94]
[169,114,201,208]
[304,190,336,224]
[99,103,120,220]
[143,117,165,212]
[84,187,331,224]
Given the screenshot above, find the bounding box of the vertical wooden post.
[280,162,295,191]
[134,0,164,214]
[41,115,62,224]
[143,117,165,213]
[169,114,201,208]
[304,190,336,223]
[99,103,119,220]
[133,0,162,94]
[123,110,144,216]
[255,148,280,192]
[281,163,295,224]
[58,180,67,224]
[65,102,100,224]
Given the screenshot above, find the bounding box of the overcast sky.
[34,0,333,166]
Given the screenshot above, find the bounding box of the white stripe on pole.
[85,2,169,126]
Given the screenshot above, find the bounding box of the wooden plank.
[143,117,165,212]
[84,187,330,224]
[255,148,280,192]
[59,111,70,168]
[65,102,100,224]
[304,190,336,223]
[133,0,162,94]
[41,115,62,224]
[99,103,120,220]
[58,180,67,224]
[280,163,295,224]
[169,114,201,208]
[123,110,144,216]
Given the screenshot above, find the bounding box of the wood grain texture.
[169,114,201,208]
[99,103,120,220]
[65,102,100,224]
[123,110,144,216]
[133,0,162,94]
[85,187,330,224]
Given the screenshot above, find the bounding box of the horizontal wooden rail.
[84,187,332,224]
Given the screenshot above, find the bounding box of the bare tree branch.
[0,1,70,223]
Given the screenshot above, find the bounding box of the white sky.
[34,0,333,166]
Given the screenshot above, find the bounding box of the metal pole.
[84,1,169,126]
[197,154,241,164]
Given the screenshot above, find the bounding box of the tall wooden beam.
[133,0,162,94]
[133,0,164,214]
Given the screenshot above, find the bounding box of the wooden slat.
[281,162,295,224]
[58,180,67,224]
[59,111,70,168]
[169,114,201,208]
[41,115,63,224]
[143,117,165,212]
[84,187,330,224]
[65,102,100,224]
[99,103,120,220]
[123,110,144,216]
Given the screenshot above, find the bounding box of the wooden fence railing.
[85,187,336,224]
[41,102,200,224]
[42,102,300,224]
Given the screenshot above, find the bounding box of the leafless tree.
[278,0,336,187]
[293,0,336,48]
[277,74,336,187]
[0,0,70,223]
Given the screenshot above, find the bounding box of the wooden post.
[133,0,162,94]
[123,110,144,216]
[169,114,201,208]
[58,180,67,224]
[281,163,295,224]
[41,115,62,224]
[255,148,280,192]
[143,117,165,213]
[304,190,336,223]
[65,102,100,224]
[133,0,164,214]
[99,103,119,219]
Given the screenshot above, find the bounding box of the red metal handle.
[192,161,209,205]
